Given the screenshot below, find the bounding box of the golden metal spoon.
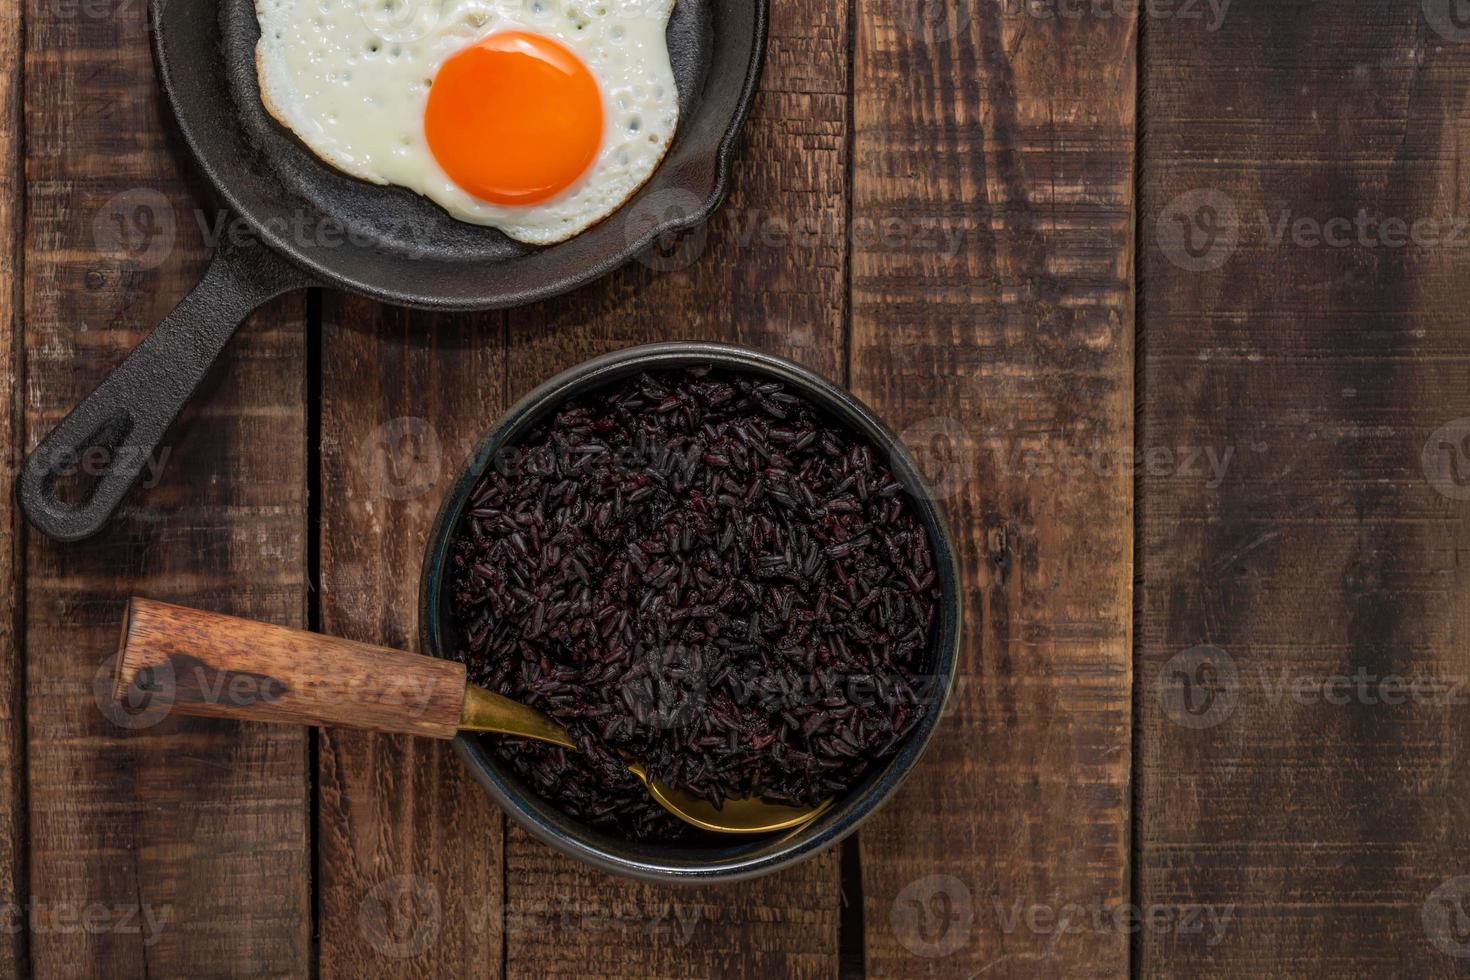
[458,684,832,834]
[115,597,830,835]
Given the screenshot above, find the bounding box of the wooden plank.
[851,1,1135,976]
[316,299,507,976]
[0,0,23,972]
[1137,2,1470,975]
[22,0,310,973]
[498,2,850,976]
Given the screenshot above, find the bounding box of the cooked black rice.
[447,366,940,842]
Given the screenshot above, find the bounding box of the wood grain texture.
[851,1,1135,976]
[0,0,23,972]
[316,297,507,977]
[114,598,468,738]
[1138,1,1470,975]
[22,0,311,973]
[495,2,849,976]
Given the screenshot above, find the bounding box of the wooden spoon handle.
[114,598,468,738]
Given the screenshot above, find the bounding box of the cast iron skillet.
[19,0,768,542]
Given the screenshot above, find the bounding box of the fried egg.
[254,0,679,244]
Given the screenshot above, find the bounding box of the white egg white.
[255,0,679,244]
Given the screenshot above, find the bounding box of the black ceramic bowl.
[420,342,962,882]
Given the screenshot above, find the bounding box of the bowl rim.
[419,341,963,882]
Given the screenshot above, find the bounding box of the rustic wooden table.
[2,0,1468,975]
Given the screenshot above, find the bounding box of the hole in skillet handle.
[18,234,316,543]
[45,412,137,511]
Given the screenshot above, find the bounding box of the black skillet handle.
[19,235,316,542]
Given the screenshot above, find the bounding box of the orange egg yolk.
[424,31,603,207]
